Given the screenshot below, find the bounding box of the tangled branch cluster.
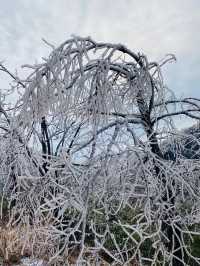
[0,36,200,265]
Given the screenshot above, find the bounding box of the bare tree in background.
[0,36,200,265]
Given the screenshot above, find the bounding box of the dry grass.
[0,223,139,265]
[0,225,26,265]
[0,222,53,265]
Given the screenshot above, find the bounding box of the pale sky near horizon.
[0,0,199,100]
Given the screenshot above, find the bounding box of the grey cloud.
[0,0,199,98]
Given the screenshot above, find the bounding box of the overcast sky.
[0,0,199,99]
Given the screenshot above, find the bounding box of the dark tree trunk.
[137,89,184,265]
[41,116,51,173]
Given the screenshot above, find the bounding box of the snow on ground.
[16,258,45,266]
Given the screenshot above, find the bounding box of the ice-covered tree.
[1,36,200,265]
